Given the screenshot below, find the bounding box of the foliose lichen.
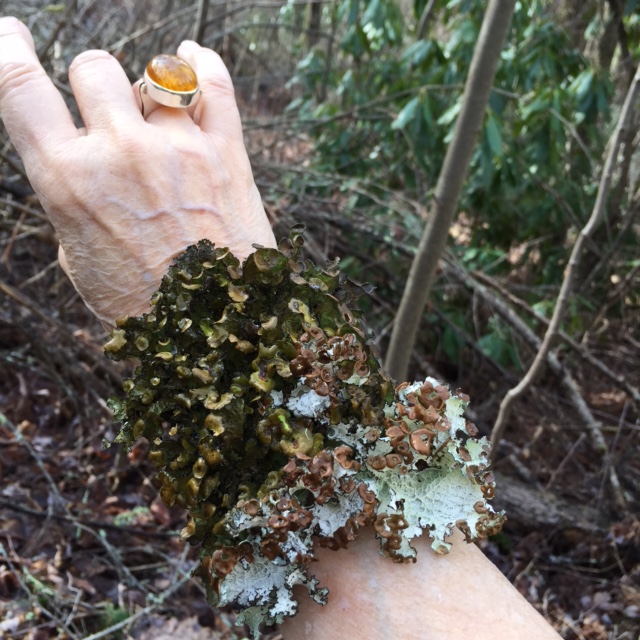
[105,226,505,639]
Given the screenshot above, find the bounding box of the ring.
[139,54,201,116]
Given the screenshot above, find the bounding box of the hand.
[0,17,276,327]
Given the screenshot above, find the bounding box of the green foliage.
[98,602,130,637]
[278,0,621,373]
[288,0,612,257]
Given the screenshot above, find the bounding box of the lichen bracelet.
[104,227,505,639]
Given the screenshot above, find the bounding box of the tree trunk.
[307,1,323,48]
[384,0,517,382]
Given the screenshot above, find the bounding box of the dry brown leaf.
[136,615,220,640]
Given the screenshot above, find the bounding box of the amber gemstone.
[145,54,198,92]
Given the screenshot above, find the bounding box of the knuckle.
[199,75,236,100]
[0,60,43,100]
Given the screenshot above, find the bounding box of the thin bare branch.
[417,0,437,39]
[473,270,640,405]
[36,0,80,60]
[442,258,627,511]
[490,63,640,452]
[192,0,211,44]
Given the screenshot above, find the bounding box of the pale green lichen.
[105,227,504,639]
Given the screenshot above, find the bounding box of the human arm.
[281,529,561,640]
[0,16,275,327]
[0,17,561,640]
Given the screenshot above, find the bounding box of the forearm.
[281,529,561,640]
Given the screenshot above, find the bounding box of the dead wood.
[493,471,611,535]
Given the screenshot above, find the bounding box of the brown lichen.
[105,228,504,639]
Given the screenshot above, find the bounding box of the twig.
[0,147,29,182]
[417,0,437,39]
[1,209,26,264]
[431,303,513,380]
[0,499,178,539]
[443,258,627,511]
[547,108,595,170]
[545,432,587,490]
[0,278,123,388]
[591,260,640,329]
[107,5,197,55]
[36,0,80,61]
[192,0,210,44]
[82,572,193,640]
[581,199,640,293]
[0,196,47,220]
[0,411,66,510]
[597,400,629,511]
[490,63,640,453]
[0,413,150,590]
[473,270,640,405]
[0,544,84,640]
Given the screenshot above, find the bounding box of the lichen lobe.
[105,227,504,639]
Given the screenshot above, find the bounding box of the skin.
[0,17,275,327]
[281,529,562,640]
[0,17,562,640]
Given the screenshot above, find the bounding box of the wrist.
[104,229,504,638]
[282,529,561,640]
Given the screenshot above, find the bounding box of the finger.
[133,77,177,121]
[145,105,196,129]
[131,78,145,113]
[68,49,143,131]
[0,17,77,160]
[176,40,243,139]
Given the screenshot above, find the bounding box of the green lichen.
[105,227,504,639]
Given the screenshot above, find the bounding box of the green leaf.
[569,69,593,101]
[422,95,434,127]
[414,0,429,17]
[391,96,420,130]
[403,40,432,66]
[596,80,609,114]
[477,333,516,368]
[441,326,462,362]
[362,0,381,25]
[485,113,503,158]
[437,100,461,126]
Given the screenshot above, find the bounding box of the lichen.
[105,227,505,639]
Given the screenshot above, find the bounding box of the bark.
[385,0,517,381]
[492,472,611,534]
[307,0,323,48]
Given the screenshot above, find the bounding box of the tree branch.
[442,259,627,512]
[490,63,640,452]
[192,0,211,44]
[385,0,516,381]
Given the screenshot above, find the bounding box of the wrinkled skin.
[0,17,275,327]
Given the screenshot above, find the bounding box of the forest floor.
[1,4,640,639]
[1,111,639,639]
